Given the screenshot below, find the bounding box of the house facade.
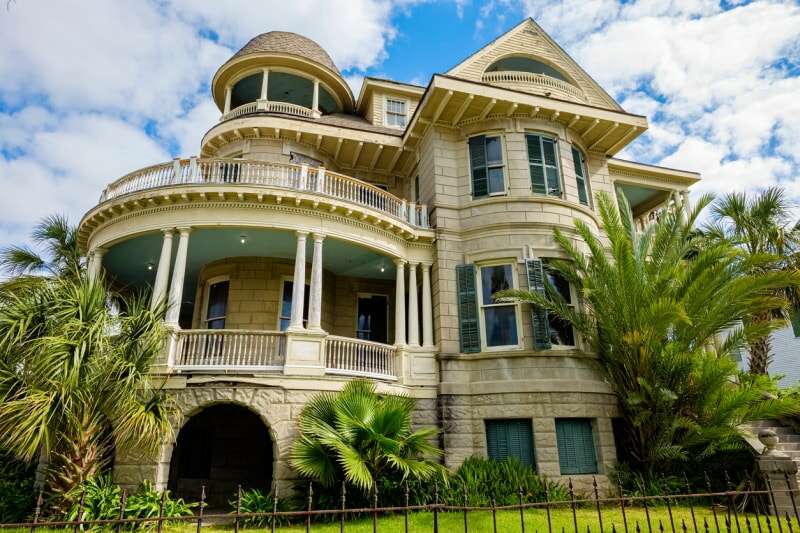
[78,19,699,504]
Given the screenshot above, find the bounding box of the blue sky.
[0,0,798,250]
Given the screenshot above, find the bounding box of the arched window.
[230,72,263,110]
[486,57,567,82]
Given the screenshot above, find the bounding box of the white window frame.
[202,275,230,328]
[542,261,578,349]
[354,292,390,341]
[384,96,408,128]
[476,261,524,351]
[277,276,310,331]
[467,133,509,198]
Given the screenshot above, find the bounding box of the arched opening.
[168,404,273,509]
[486,56,568,82]
[231,72,264,110]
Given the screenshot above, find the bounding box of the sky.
[0,0,798,251]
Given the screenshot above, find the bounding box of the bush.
[232,488,294,527]
[124,481,195,520]
[0,451,36,523]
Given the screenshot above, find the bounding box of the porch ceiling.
[617,183,669,214]
[103,227,397,298]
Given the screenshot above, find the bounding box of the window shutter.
[456,264,481,353]
[572,147,589,206]
[556,419,598,475]
[542,138,561,196]
[792,307,800,338]
[525,259,551,350]
[469,136,489,198]
[527,135,547,195]
[485,419,535,467]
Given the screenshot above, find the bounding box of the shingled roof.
[233,31,340,75]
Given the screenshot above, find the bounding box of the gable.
[448,19,621,111]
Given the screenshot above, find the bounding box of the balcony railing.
[173,329,286,371]
[220,99,314,122]
[326,335,397,380]
[169,329,399,380]
[481,71,586,102]
[98,158,430,228]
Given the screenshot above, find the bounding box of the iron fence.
[2,472,799,533]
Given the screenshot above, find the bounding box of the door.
[356,295,388,343]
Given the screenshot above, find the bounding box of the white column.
[88,247,106,282]
[260,69,269,100]
[288,231,308,331]
[312,79,320,116]
[307,233,325,332]
[224,86,232,114]
[150,229,174,310]
[394,259,406,346]
[165,227,191,325]
[421,262,434,347]
[407,262,420,347]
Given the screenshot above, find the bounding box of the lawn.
[7,506,797,533]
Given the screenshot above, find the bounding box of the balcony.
[220,99,314,121]
[170,329,400,381]
[481,71,587,103]
[98,158,429,229]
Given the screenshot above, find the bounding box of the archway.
[167,404,273,508]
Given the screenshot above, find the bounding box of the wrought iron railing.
[98,158,430,228]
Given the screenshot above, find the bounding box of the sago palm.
[704,187,800,375]
[496,191,800,475]
[0,275,175,508]
[290,380,445,493]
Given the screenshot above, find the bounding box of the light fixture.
[380,263,386,273]
[146,263,154,271]
[239,234,248,245]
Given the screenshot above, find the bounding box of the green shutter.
[527,134,547,194]
[527,134,561,196]
[485,419,535,468]
[556,419,598,475]
[456,264,481,353]
[791,307,800,338]
[542,138,561,196]
[525,259,551,350]
[469,136,489,198]
[572,147,589,206]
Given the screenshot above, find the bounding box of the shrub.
[231,488,294,527]
[0,451,35,523]
[124,481,195,520]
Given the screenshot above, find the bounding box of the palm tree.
[705,187,800,375]
[0,214,83,291]
[496,191,800,476]
[290,380,445,493]
[0,275,175,508]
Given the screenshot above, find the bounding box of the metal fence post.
[764,473,784,533]
[593,476,604,533]
[234,484,242,533]
[372,483,378,533]
[271,485,278,533]
[569,478,579,533]
[30,490,43,533]
[196,486,205,533]
[116,488,127,533]
[519,486,526,533]
[616,473,629,533]
[404,482,410,533]
[685,474,698,533]
[725,472,742,533]
[73,490,86,533]
[785,472,800,525]
[433,481,440,533]
[491,497,498,533]
[705,473,721,533]
[156,490,166,533]
[545,482,554,533]
[306,481,313,533]
[463,485,469,533]
[341,481,347,533]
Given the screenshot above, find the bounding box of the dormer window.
[385,98,407,128]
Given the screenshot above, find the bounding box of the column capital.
[161,228,175,236]
[408,260,420,267]
[393,258,407,267]
[91,246,107,257]
[420,261,433,268]
[176,226,192,236]
[296,230,309,239]
[312,232,326,242]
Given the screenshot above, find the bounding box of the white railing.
[326,335,398,380]
[173,329,286,371]
[220,99,313,121]
[481,71,586,102]
[98,158,430,228]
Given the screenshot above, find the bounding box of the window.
[571,147,590,206]
[544,266,575,346]
[555,419,598,475]
[230,72,263,110]
[469,135,505,198]
[486,57,568,82]
[414,175,420,202]
[479,264,518,347]
[526,134,562,197]
[204,280,229,329]
[279,280,310,331]
[485,419,535,467]
[385,98,407,128]
[356,295,389,343]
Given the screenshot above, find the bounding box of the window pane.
[542,138,557,166]
[545,269,572,303]
[280,281,310,331]
[549,315,575,346]
[484,305,518,346]
[206,281,229,321]
[485,136,502,164]
[481,265,513,302]
[488,166,505,194]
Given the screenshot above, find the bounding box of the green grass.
[5,506,798,533]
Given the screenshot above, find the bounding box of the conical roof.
[232,31,340,75]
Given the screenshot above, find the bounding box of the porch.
[93,227,436,384]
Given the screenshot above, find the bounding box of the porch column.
[407,262,419,347]
[224,85,232,114]
[88,247,106,282]
[394,259,406,346]
[150,229,174,310]
[307,233,325,332]
[260,68,269,100]
[312,79,320,116]
[288,231,308,331]
[165,227,191,326]
[421,262,434,347]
